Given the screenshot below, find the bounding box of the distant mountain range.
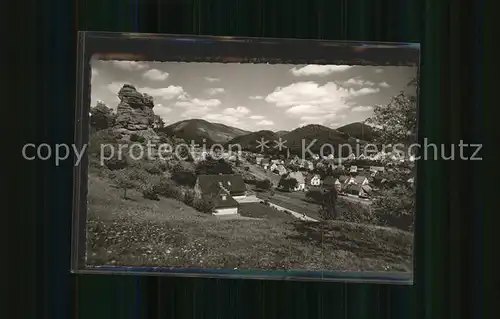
[158,119,378,153]
[336,122,380,142]
[158,119,250,144]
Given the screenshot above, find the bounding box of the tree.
[278,177,298,192]
[256,179,272,191]
[90,101,116,130]
[171,171,197,187]
[193,195,215,214]
[365,78,418,147]
[130,133,146,143]
[153,115,165,129]
[112,169,145,199]
[371,184,415,231]
[234,155,241,167]
[195,158,233,175]
[305,189,324,203]
[318,188,338,220]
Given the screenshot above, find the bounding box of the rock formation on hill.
[113,84,160,143]
[116,84,155,130]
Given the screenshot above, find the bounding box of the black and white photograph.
[85,57,418,279]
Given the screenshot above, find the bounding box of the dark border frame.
[72,31,421,284]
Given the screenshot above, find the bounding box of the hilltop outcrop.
[113,84,159,143]
[115,84,155,131]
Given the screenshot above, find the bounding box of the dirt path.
[266,202,318,222]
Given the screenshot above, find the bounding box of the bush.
[337,200,380,225]
[104,156,128,170]
[88,129,122,156]
[183,189,195,206]
[371,184,415,231]
[195,158,233,175]
[192,196,215,214]
[256,179,272,190]
[127,169,149,184]
[171,171,197,187]
[305,189,323,203]
[306,188,339,219]
[142,186,160,201]
[278,177,298,192]
[152,178,183,200]
[317,189,338,220]
[90,102,116,131]
[111,169,141,199]
[142,162,163,175]
[130,134,146,143]
[157,161,169,172]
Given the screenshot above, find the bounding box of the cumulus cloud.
[256,120,274,126]
[140,86,185,100]
[206,88,225,95]
[107,81,127,94]
[290,65,352,76]
[204,114,242,126]
[351,87,380,96]
[249,95,264,100]
[175,98,221,108]
[222,106,250,117]
[285,104,330,116]
[351,105,374,112]
[343,78,375,86]
[111,61,148,71]
[205,77,220,82]
[106,82,185,101]
[299,114,338,125]
[142,69,169,81]
[265,81,379,111]
[378,82,390,88]
[264,81,378,127]
[298,114,348,127]
[200,106,251,126]
[154,104,173,119]
[250,115,265,120]
[182,106,212,118]
[175,96,222,119]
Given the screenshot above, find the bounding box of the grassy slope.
[86,174,413,272]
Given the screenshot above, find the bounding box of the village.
[187,147,415,220]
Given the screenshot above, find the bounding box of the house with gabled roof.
[338,175,354,184]
[322,176,341,191]
[194,174,247,215]
[370,166,385,174]
[353,175,370,186]
[261,158,270,169]
[255,155,264,165]
[310,174,321,186]
[276,164,287,175]
[346,153,356,160]
[269,163,278,172]
[344,184,372,198]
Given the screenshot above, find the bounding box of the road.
[338,194,372,206]
[256,191,324,220]
[282,189,372,206]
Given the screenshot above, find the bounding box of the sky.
[90,60,417,131]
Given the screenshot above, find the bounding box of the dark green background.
[12,0,490,318]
